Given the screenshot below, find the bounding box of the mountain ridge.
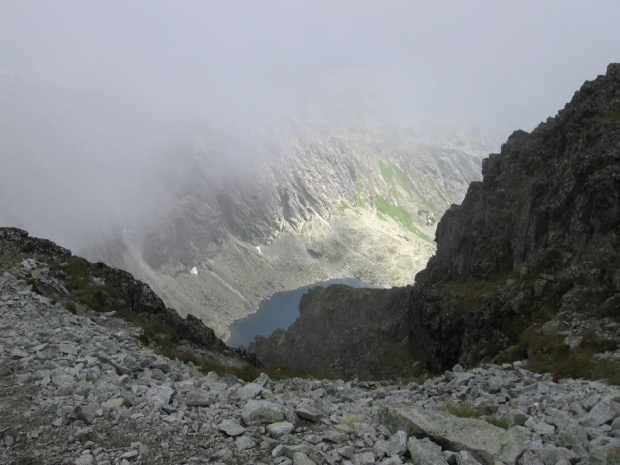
[252,63,620,381]
[85,124,486,339]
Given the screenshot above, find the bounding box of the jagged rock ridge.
[252,63,620,380]
[0,227,256,367]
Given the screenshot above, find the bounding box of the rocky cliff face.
[253,64,620,380]
[250,285,415,380]
[86,124,486,338]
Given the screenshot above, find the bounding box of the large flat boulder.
[381,405,529,465]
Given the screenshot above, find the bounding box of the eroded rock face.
[252,63,620,377]
[406,63,620,371]
[251,284,416,379]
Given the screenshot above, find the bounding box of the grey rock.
[10,348,29,359]
[278,444,311,459]
[150,368,166,381]
[74,455,94,465]
[241,400,285,426]
[589,436,620,450]
[238,382,263,400]
[524,417,555,435]
[374,430,407,457]
[378,457,403,465]
[145,384,174,408]
[59,343,78,356]
[579,399,620,428]
[256,372,270,386]
[519,445,578,465]
[235,435,256,451]
[557,422,588,450]
[456,451,482,465]
[267,421,295,438]
[442,450,459,464]
[323,429,349,443]
[292,452,316,465]
[217,419,246,437]
[212,446,234,462]
[119,450,139,460]
[352,452,376,465]
[407,436,449,465]
[383,405,528,465]
[511,411,529,426]
[185,390,215,406]
[272,444,286,458]
[589,444,620,464]
[337,446,355,459]
[151,360,172,373]
[454,372,475,386]
[295,405,323,422]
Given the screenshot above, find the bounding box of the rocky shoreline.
[2,257,619,464]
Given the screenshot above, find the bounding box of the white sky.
[0,1,619,248]
[1,1,618,139]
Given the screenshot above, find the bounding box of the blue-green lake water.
[226,278,381,347]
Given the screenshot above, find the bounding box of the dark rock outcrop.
[251,285,415,379]
[252,64,620,378]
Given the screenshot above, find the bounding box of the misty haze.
[1,4,620,462]
[1,0,619,331]
[1,0,619,336]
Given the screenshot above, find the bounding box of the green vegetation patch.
[154,348,336,382]
[354,180,367,208]
[444,400,488,418]
[604,103,620,121]
[439,270,520,315]
[375,194,435,243]
[444,401,508,429]
[379,160,397,191]
[520,328,620,385]
[341,414,366,428]
[367,333,421,380]
[40,256,182,350]
[486,415,510,430]
[339,200,350,211]
[378,160,434,210]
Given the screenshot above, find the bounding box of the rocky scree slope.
[0,227,256,369]
[1,254,620,464]
[252,64,620,381]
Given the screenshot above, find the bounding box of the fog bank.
[1,1,619,249]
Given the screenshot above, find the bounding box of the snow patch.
[255,246,262,254]
[190,267,198,275]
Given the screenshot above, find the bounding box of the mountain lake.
[226,278,382,347]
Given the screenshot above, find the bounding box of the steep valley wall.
[252,64,620,381]
[85,126,486,338]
